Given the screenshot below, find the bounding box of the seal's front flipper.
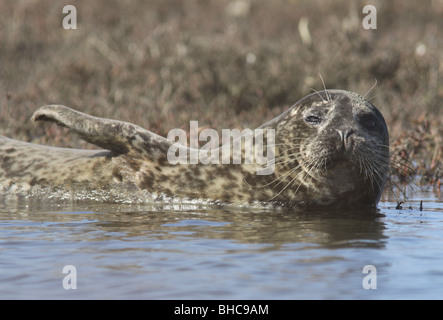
[32,105,173,157]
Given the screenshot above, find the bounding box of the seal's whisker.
[310,88,328,104]
[266,142,303,148]
[264,152,296,162]
[363,78,378,100]
[297,157,318,182]
[249,161,303,189]
[287,172,309,203]
[318,74,331,102]
[266,173,298,199]
[389,161,415,176]
[267,159,297,167]
[268,167,304,201]
[268,154,301,165]
[364,158,385,187]
[389,153,415,171]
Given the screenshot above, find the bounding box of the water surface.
[0,187,442,299]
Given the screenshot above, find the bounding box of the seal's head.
[272,90,389,208]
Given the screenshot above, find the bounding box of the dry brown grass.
[0,0,442,186]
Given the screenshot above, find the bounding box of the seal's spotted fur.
[0,90,389,208]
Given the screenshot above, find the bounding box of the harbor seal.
[0,90,389,208]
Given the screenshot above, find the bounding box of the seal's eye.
[305,116,322,124]
[361,116,377,129]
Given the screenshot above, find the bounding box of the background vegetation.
[0,0,441,187]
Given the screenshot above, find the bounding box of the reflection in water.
[154,209,387,250]
[0,197,387,251]
[1,189,442,299]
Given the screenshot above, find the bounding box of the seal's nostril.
[345,130,351,138]
[336,129,355,151]
[345,129,355,142]
[336,129,349,140]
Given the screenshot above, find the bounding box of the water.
[0,187,442,300]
